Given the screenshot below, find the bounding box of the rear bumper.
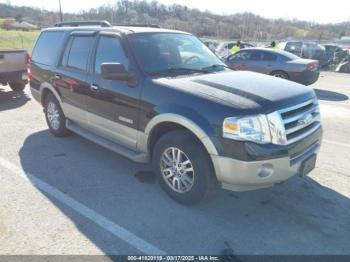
[290,70,320,85]
[211,127,322,191]
[0,70,28,84]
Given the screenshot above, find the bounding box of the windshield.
[128,33,226,75]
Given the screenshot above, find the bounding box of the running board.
[66,120,149,163]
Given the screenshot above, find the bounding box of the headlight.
[223,115,271,144]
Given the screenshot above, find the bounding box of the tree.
[15,14,22,22]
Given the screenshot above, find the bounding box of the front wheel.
[153,130,217,205]
[44,93,70,137]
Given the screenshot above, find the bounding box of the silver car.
[225,48,320,85]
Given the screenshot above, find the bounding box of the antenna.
[58,0,63,22]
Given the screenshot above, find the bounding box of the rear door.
[30,30,65,94]
[249,50,278,74]
[53,31,96,124]
[85,33,142,150]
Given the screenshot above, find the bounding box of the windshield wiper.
[150,67,210,76]
[201,64,230,71]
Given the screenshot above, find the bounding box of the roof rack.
[117,24,161,28]
[54,20,112,28]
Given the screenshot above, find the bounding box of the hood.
[153,71,316,114]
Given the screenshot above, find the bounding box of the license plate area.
[299,154,316,177]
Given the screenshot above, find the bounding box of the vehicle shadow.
[314,88,348,102]
[0,87,31,111]
[19,130,350,255]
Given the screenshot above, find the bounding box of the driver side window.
[94,36,129,74]
[229,51,251,61]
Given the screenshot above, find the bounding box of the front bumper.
[211,128,322,192]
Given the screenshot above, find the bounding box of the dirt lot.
[0,72,349,255]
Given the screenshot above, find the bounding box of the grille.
[278,99,321,144]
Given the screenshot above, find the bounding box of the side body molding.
[138,113,218,156]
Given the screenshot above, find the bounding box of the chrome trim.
[286,123,321,145]
[266,111,287,145]
[278,98,317,114]
[282,105,319,124]
[267,98,321,145]
[285,114,320,135]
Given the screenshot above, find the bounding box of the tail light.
[26,52,32,81]
[306,62,318,71]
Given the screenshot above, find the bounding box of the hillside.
[0,1,350,41]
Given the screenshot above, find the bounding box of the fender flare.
[140,113,218,156]
[39,82,62,105]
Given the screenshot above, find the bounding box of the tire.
[271,71,289,80]
[44,93,70,137]
[9,81,26,91]
[152,130,217,205]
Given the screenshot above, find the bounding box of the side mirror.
[101,63,134,82]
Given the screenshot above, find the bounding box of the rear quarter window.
[31,31,64,66]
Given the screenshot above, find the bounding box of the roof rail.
[54,20,112,28]
[117,24,161,28]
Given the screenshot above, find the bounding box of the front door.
[226,50,252,71]
[86,33,142,150]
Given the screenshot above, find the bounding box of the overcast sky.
[1,0,350,24]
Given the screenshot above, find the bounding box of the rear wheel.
[153,130,217,205]
[44,93,70,137]
[271,71,289,79]
[9,81,26,91]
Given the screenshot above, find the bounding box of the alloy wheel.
[160,147,195,193]
[47,101,60,130]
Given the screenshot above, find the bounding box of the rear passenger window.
[94,36,129,74]
[32,31,64,65]
[250,51,264,60]
[262,52,277,61]
[61,36,94,71]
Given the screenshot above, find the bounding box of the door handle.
[54,74,61,80]
[90,84,100,91]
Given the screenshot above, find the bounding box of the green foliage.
[0,28,39,51]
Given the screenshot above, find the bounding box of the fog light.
[257,164,274,178]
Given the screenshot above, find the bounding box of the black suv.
[30,21,322,204]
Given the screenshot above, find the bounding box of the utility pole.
[59,0,63,22]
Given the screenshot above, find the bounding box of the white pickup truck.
[0,49,29,91]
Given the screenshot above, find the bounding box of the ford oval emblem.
[298,114,313,126]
